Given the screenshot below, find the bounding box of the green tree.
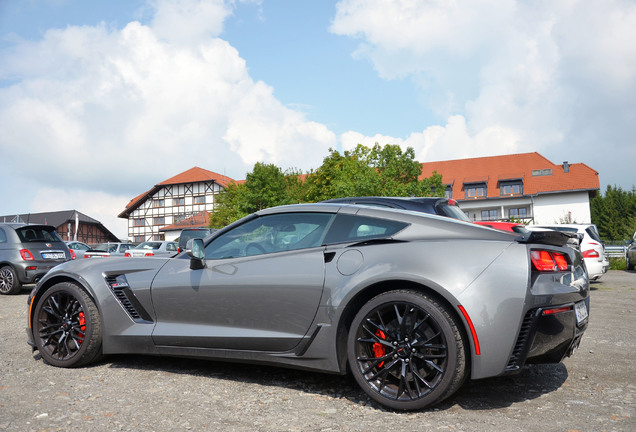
[304,144,444,201]
[209,181,248,229]
[591,185,636,241]
[210,163,307,228]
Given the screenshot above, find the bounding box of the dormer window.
[445,185,453,199]
[464,183,487,199]
[500,181,523,196]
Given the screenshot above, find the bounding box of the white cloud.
[150,0,232,44]
[331,0,636,177]
[0,0,335,233]
[341,115,520,163]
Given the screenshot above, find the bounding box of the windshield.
[16,226,63,243]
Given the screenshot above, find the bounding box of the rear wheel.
[627,254,634,271]
[348,290,467,410]
[33,282,103,367]
[0,266,22,295]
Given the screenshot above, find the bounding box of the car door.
[150,212,334,352]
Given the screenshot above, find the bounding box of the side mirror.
[186,238,205,270]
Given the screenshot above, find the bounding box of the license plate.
[42,252,65,259]
[575,301,588,324]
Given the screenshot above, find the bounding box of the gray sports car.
[26,203,589,410]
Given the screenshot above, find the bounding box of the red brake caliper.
[78,312,86,343]
[373,330,386,367]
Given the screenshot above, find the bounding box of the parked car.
[322,196,471,222]
[84,242,135,258]
[27,203,589,410]
[527,224,609,280]
[177,228,216,253]
[626,231,636,271]
[125,241,178,257]
[65,241,91,259]
[474,221,529,233]
[0,223,71,294]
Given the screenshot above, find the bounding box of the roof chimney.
[562,161,569,173]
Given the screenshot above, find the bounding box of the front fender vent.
[105,275,153,323]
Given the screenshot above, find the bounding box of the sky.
[1,0,634,239]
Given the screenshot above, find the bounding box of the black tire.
[348,290,468,410]
[0,265,22,295]
[627,254,634,271]
[33,282,103,367]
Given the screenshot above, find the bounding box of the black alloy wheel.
[33,282,103,367]
[0,266,21,295]
[348,290,467,410]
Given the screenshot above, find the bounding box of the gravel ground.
[1,270,634,432]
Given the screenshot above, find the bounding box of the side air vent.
[105,275,153,323]
[505,309,536,371]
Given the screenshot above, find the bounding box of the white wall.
[532,191,592,225]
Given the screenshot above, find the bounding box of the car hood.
[39,255,172,284]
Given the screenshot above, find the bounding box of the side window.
[167,243,177,251]
[323,214,409,244]
[0,228,6,243]
[205,212,334,259]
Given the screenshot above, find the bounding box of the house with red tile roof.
[118,167,236,242]
[420,152,600,224]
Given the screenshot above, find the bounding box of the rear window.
[16,227,63,243]
[436,202,471,222]
[585,226,603,243]
[323,214,408,244]
[138,242,162,250]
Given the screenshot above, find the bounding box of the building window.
[532,169,552,177]
[500,181,523,196]
[465,184,487,199]
[133,235,145,243]
[194,196,206,204]
[152,234,165,241]
[174,198,185,206]
[153,199,165,208]
[133,218,145,227]
[444,186,452,199]
[174,213,192,224]
[481,209,498,221]
[153,217,165,225]
[509,208,528,218]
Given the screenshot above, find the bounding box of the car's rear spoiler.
[516,230,582,248]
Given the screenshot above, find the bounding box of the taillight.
[144,252,154,257]
[124,252,131,257]
[69,249,76,260]
[542,306,571,315]
[582,249,600,258]
[531,250,569,271]
[20,249,34,261]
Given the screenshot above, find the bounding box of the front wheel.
[627,254,634,271]
[33,282,103,367]
[348,290,468,410]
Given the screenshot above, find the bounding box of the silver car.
[26,204,589,410]
[84,242,135,259]
[125,241,178,258]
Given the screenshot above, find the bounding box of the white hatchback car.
[528,224,609,280]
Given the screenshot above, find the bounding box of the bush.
[609,257,626,271]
